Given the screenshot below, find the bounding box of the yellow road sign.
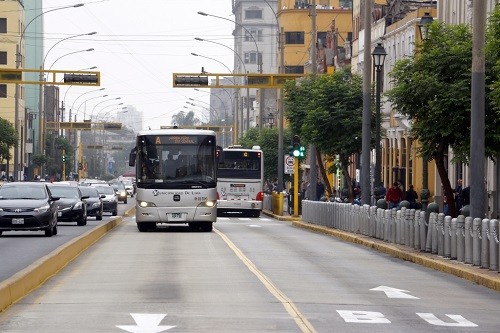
[173,73,303,88]
[0,68,100,86]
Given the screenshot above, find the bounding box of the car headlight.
[198,200,217,208]
[74,201,83,209]
[137,200,156,208]
[120,191,127,196]
[92,202,101,208]
[35,204,50,213]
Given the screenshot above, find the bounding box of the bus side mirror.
[129,150,136,167]
[216,146,224,162]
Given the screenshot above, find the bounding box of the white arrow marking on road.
[116,313,176,333]
[370,286,420,299]
[248,224,262,228]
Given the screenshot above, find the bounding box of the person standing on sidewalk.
[385,181,403,209]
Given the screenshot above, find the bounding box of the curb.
[0,207,135,313]
[263,210,500,292]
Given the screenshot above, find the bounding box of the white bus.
[129,128,217,232]
[216,145,264,217]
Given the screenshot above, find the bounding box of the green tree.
[386,20,500,217]
[283,68,368,201]
[171,111,201,126]
[0,117,17,163]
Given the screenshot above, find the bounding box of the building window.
[0,84,6,98]
[245,29,263,42]
[285,32,305,44]
[0,18,6,33]
[285,66,304,74]
[245,9,262,19]
[0,51,7,65]
[244,51,262,65]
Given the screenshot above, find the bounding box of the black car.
[47,183,88,226]
[78,186,104,220]
[0,182,60,237]
[92,185,118,216]
[110,182,127,204]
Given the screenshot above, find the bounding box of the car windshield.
[94,186,114,195]
[47,185,80,199]
[111,183,125,190]
[0,185,47,200]
[79,187,100,198]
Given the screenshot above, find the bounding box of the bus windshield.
[137,134,216,189]
[217,150,262,180]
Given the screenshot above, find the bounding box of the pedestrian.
[461,185,470,206]
[385,181,403,209]
[454,179,463,210]
[316,178,325,201]
[404,184,419,209]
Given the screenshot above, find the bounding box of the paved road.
[0,200,134,281]
[0,214,498,332]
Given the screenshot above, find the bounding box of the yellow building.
[0,1,25,180]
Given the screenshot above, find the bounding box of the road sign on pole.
[285,155,294,174]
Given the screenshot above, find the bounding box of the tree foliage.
[171,110,201,126]
[0,117,17,162]
[386,17,500,217]
[283,68,369,200]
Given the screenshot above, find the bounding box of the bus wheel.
[201,222,213,232]
[137,222,154,232]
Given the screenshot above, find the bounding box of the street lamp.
[371,42,387,203]
[267,112,275,128]
[13,3,85,180]
[48,48,94,71]
[195,37,249,140]
[77,94,108,120]
[417,12,434,211]
[90,97,121,121]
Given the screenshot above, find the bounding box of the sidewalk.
[262,209,500,292]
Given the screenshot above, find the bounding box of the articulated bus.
[216,145,264,217]
[129,128,217,232]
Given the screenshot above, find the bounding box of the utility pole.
[470,0,486,219]
[277,27,285,192]
[361,0,372,205]
[308,0,318,201]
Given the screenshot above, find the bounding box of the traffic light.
[62,155,66,162]
[292,135,300,158]
[298,145,306,159]
[78,162,83,170]
[174,75,209,86]
[63,73,99,84]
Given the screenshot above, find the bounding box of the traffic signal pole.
[293,156,299,217]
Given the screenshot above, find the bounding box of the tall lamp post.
[371,43,387,203]
[13,3,84,180]
[418,12,434,211]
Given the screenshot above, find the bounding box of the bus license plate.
[169,213,185,221]
[12,218,24,224]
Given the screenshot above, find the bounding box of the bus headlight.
[199,200,217,208]
[138,200,157,208]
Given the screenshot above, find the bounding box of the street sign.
[285,155,295,174]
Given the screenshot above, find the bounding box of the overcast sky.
[43,0,235,129]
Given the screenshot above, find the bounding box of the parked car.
[92,184,118,216]
[78,186,104,220]
[47,183,88,226]
[110,182,127,203]
[0,182,60,237]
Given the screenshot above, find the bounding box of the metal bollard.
[456,215,466,263]
[384,209,391,242]
[464,217,473,264]
[490,219,499,271]
[437,213,445,256]
[472,218,482,266]
[430,213,438,254]
[409,209,415,248]
[420,211,427,252]
[481,219,490,269]
[396,210,402,244]
[444,216,452,258]
[391,209,397,244]
[414,210,420,250]
[450,218,458,260]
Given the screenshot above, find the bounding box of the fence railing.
[299,200,500,273]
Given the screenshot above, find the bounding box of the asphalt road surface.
[0,214,498,332]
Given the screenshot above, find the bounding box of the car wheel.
[53,224,58,235]
[201,222,213,232]
[0,231,3,236]
[77,215,87,226]
[124,199,127,204]
[45,226,54,237]
[112,209,118,216]
[97,213,103,221]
